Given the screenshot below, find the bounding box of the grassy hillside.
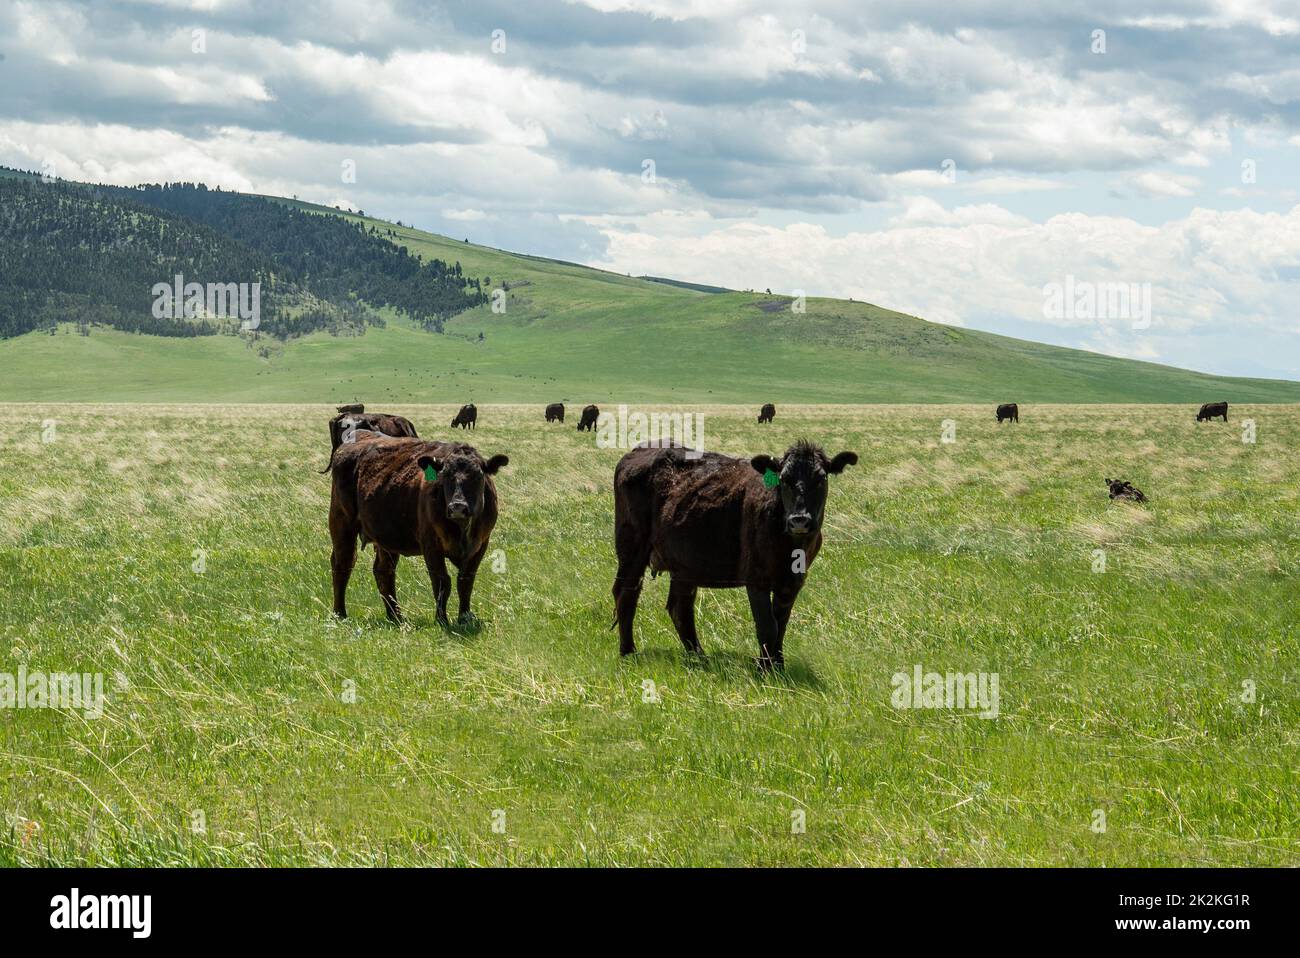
[2,403,1296,865]
[1,184,1297,403]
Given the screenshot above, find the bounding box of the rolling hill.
[2,171,1298,404]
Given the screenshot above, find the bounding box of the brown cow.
[757,403,776,423]
[577,404,600,432]
[451,403,477,429]
[612,439,857,669]
[328,433,508,625]
[996,403,1019,423]
[1197,401,1228,422]
[1106,478,1147,503]
[336,403,365,414]
[545,402,565,423]
[318,412,419,472]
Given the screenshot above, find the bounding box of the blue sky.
[2,0,1298,378]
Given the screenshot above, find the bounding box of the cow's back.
[615,445,765,586]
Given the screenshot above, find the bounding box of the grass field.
[1,402,1297,866]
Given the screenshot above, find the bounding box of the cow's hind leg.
[747,585,782,670]
[666,579,702,655]
[330,515,358,619]
[372,548,401,622]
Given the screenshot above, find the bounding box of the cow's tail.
[319,418,342,473]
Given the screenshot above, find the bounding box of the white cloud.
[588,202,1300,345]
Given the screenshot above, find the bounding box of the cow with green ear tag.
[611,438,858,669]
[327,435,508,627]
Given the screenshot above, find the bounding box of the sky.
[2,0,1299,379]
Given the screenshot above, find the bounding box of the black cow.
[545,402,565,423]
[319,412,418,473]
[577,404,600,432]
[1106,478,1148,503]
[612,439,857,669]
[757,403,776,423]
[1197,401,1228,422]
[451,404,478,429]
[328,434,508,626]
[996,403,1019,423]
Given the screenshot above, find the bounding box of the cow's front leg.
[373,547,402,622]
[455,544,487,624]
[423,548,452,626]
[771,583,802,661]
[747,585,781,669]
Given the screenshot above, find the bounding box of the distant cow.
[328,433,508,625]
[336,403,365,414]
[319,412,418,473]
[996,403,1019,423]
[612,439,857,669]
[577,404,600,432]
[1197,401,1228,422]
[757,403,776,423]
[545,402,565,423]
[1106,478,1148,503]
[451,404,478,429]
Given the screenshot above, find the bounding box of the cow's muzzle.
[785,513,814,536]
[447,500,470,520]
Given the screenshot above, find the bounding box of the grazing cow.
[328,433,508,625]
[996,403,1019,423]
[336,403,365,414]
[451,403,478,429]
[545,402,565,423]
[757,403,776,424]
[577,404,600,432]
[1106,478,1148,503]
[612,439,858,669]
[1197,401,1228,422]
[318,412,418,473]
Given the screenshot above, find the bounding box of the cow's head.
[1105,478,1128,497]
[751,440,857,538]
[417,448,508,523]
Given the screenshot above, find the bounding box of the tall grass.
[0,403,1296,865]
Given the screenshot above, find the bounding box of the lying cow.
[545,402,565,423]
[337,403,365,414]
[757,403,776,423]
[1197,401,1228,422]
[996,403,1019,423]
[612,439,857,669]
[1106,478,1148,503]
[451,403,478,429]
[577,404,600,432]
[328,432,508,625]
[318,411,418,473]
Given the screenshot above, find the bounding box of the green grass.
[2,190,1298,404]
[1,402,1296,865]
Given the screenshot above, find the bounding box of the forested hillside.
[0,171,488,340]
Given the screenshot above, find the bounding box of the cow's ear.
[751,454,779,476]
[826,451,858,475]
[483,454,509,475]
[1105,477,1112,485]
[417,454,444,473]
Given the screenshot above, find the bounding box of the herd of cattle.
[322,398,1231,667]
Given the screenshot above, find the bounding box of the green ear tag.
[763,468,780,488]
[424,465,438,482]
